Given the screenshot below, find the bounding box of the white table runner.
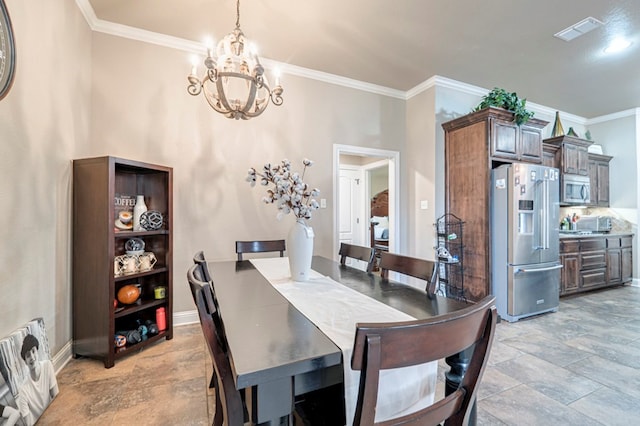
[250,257,437,425]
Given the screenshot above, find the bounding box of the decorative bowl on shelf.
[140,210,164,231]
[125,238,145,256]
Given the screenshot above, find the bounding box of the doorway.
[333,144,400,264]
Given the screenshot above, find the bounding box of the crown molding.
[265,60,406,99]
[406,75,487,100]
[76,0,632,124]
[586,108,639,125]
[74,0,404,99]
[76,0,204,53]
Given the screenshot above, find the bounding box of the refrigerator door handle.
[515,264,563,274]
[544,179,549,250]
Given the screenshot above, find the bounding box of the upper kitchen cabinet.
[442,107,548,301]
[588,153,612,207]
[542,143,560,169]
[487,109,548,164]
[544,135,590,176]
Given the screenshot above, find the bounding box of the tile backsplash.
[559,207,634,233]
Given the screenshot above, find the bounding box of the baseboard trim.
[174,310,199,326]
[52,340,73,374]
[53,311,199,373]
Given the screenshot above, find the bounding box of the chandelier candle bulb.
[186,0,283,120]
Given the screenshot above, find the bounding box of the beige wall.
[369,167,388,197]
[0,0,91,353]
[589,115,639,278]
[89,33,407,314]
[405,87,437,258]
[1,1,636,359]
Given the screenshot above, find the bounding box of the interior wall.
[588,115,637,211]
[433,86,483,220]
[88,33,407,314]
[405,87,437,259]
[588,114,638,278]
[0,0,91,353]
[369,167,388,197]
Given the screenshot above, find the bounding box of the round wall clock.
[0,0,16,100]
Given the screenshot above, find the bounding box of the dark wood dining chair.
[193,250,212,282]
[187,263,215,308]
[194,282,246,426]
[187,263,222,390]
[235,239,286,261]
[379,251,439,296]
[350,295,497,426]
[339,242,375,273]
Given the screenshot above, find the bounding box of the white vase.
[133,195,147,231]
[287,219,314,281]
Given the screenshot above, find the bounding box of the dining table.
[208,255,473,425]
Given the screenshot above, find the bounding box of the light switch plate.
[420,200,428,210]
[320,198,327,208]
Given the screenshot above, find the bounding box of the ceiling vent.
[554,17,604,41]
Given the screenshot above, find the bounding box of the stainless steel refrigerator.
[491,163,562,322]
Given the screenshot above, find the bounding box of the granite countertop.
[559,232,634,239]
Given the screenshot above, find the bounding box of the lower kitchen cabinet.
[560,234,633,296]
[622,236,633,282]
[607,237,622,284]
[560,240,580,294]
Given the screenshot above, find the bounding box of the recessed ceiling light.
[554,17,604,42]
[604,38,632,53]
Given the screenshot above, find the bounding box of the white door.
[339,168,366,270]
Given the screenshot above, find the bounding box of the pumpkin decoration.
[117,284,141,304]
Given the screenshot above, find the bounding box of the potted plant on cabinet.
[474,87,534,125]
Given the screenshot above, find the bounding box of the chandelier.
[187,0,284,120]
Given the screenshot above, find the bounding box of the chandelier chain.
[235,0,240,29]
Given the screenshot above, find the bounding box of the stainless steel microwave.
[561,174,590,205]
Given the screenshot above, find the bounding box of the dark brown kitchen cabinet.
[443,107,547,300]
[559,240,580,295]
[73,156,173,368]
[542,143,559,169]
[560,234,633,296]
[588,153,611,207]
[622,236,633,283]
[607,237,622,284]
[544,135,590,176]
[490,116,545,164]
[580,238,607,289]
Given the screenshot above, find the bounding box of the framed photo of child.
[0,319,58,426]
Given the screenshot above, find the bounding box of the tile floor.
[38,285,640,425]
